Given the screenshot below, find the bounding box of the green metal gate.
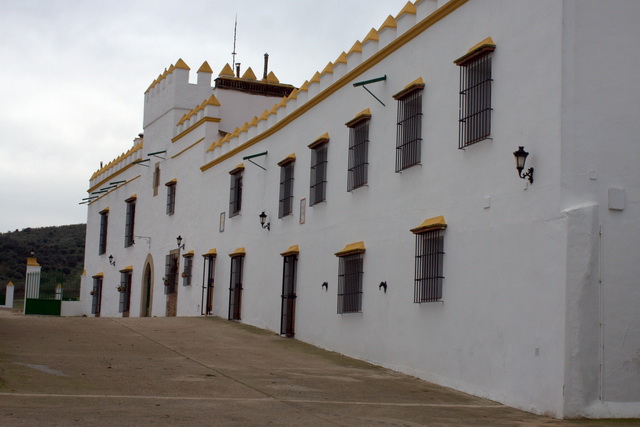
[24,271,78,316]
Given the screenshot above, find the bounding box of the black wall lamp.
[379,281,387,293]
[259,211,270,230]
[177,235,185,250]
[109,255,116,266]
[513,146,534,184]
[321,282,328,291]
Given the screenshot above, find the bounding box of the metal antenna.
[231,15,238,69]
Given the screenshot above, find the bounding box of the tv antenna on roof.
[231,15,238,70]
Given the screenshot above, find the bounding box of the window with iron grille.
[280,253,298,336]
[455,42,494,149]
[124,198,136,247]
[164,251,179,295]
[347,119,369,191]
[119,271,132,313]
[309,142,328,205]
[278,157,295,218]
[166,181,176,215]
[98,210,108,255]
[153,163,160,196]
[414,228,445,303]
[182,254,193,286]
[337,252,364,314]
[91,276,102,315]
[228,254,244,320]
[394,89,423,172]
[229,170,243,217]
[202,254,216,315]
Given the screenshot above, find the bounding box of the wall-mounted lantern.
[259,211,270,230]
[513,146,534,184]
[108,255,116,266]
[177,235,185,250]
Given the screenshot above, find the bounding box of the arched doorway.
[140,255,154,317]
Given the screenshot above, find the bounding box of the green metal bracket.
[133,159,150,167]
[148,150,166,159]
[242,151,268,171]
[353,75,387,106]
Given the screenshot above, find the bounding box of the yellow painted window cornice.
[393,77,425,100]
[280,245,300,257]
[229,163,245,175]
[345,108,372,128]
[277,153,296,166]
[410,216,447,234]
[119,266,134,273]
[454,37,495,66]
[335,241,366,257]
[229,247,246,258]
[308,133,330,149]
[202,248,217,257]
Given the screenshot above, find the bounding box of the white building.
[80,0,640,418]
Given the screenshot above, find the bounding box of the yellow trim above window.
[165,179,177,186]
[202,248,217,257]
[277,153,296,167]
[335,241,366,257]
[345,108,372,128]
[183,250,194,258]
[92,272,104,278]
[454,37,495,65]
[125,194,137,202]
[393,77,425,100]
[411,216,447,234]
[99,208,109,214]
[280,245,300,257]
[308,133,329,149]
[119,266,133,273]
[229,163,245,175]
[229,247,246,257]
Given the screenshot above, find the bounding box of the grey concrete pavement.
[0,308,636,426]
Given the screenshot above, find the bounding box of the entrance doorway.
[202,254,216,315]
[280,254,297,337]
[141,262,153,317]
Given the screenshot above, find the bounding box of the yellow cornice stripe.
[88,176,141,205]
[229,247,246,257]
[335,241,365,257]
[88,163,138,193]
[172,117,221,143]
[280,245,300,257]
[172,137,205,160]
[410,216,447,234]
[200,0,468,173]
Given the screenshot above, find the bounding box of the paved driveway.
[0,309,635,426]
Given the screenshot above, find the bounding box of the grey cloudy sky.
[0,0,409,232]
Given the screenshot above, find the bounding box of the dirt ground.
[0,308,637,426]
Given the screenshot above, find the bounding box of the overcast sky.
[0,0,410,232]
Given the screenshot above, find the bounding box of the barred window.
[309,141,328,205]
[395,89,423,171]
[335,242,365,314]
[280,253,298,336]
[119,270,132,314]
[153,163,160,196]
[98,210,108,255]
[182,254,193,286]
[166,180,176,215]
[228,253,244,320]
[124,198,136,248]
[229,169,243,217]
[455,40,495,149]
[203,253,216,316]
[91,275,103,316]
[278,155,295,218]
[164,251,179,295]
[411,217,446,303]
[347,117,370,191]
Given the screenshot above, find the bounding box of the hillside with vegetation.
[0,224,86,298]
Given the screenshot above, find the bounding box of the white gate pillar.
[24,257,41,313]
[3,282,14,308]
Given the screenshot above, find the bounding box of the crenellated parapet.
[88,136,144,192]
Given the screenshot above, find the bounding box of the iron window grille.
[91,276,103,315]
[347,119,370,191]
[309,142,328,205]
[98,210,108,255]
[119,271,132,313]
[395,89,423,172]
[278,160,295,218]
[166,181,176,215]
[337,253,364,314]
[124,198,136,248]
[182,255,193,286]
[202,254,216,316]
[229,170,243,217]
[164,251,179,295]
[228,255,244,320]
[414,228,445,303]
[280,254,298,336]
[456,44,494,149]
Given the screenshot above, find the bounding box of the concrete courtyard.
[0,308,636,426]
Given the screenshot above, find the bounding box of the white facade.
[80,0,640,418]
